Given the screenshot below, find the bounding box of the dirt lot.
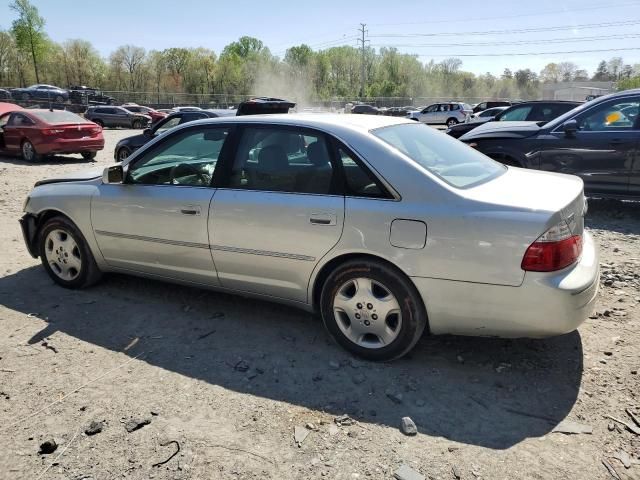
[0,129,639,480]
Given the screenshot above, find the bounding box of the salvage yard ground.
[0,129,639,480]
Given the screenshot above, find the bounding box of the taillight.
[42,128,64,135]
[521,220,582,272]
[90,125,102,135]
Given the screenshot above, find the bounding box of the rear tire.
[21,140,41,162]
[320,259,427,361]
[81,151,97,160]
[54,95,64,103]
[132,120,143,129]
[38,216,102,289]
[22,92,30,101]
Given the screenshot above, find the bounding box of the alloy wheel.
[333,277,402,349]
[22,141,35,161]
[44,229,82,281]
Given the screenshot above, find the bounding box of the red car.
[0,105,104,161]
[122,104,167,123]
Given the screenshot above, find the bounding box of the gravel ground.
[0,129,639,480]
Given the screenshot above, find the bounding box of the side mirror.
[563,119,578,137]
[143,128,153,137]
[103,165,124,184]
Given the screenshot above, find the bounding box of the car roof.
[189,113,412,132]
[0,102,22,116]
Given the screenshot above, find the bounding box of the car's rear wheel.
[21,140,41,162]
[320,259,427,361]
[21,92,30,101]
[81,151,97,160]
[132,120,143,129]
[116,147,130,162]
[54,95,64,103]
[38,216,102,289]
[446,118,459,127]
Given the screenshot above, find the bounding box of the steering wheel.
[169,163,209,185]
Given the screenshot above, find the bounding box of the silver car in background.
[19,115,599,361]
[406,102,473,126]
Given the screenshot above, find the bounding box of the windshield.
[30,110,88,124]
[373,123,505,188]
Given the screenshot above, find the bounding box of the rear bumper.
[19,213,39,258]
[38,138,105,155]
[413,231,599,338]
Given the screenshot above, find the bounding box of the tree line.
[2,0,639,103]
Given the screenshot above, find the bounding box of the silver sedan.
[19,114,599,361]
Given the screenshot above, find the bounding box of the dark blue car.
[10,84,69,103]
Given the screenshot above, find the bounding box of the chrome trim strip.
[95,230,315,261]
[210,244,315,262]
[94,230,210,250]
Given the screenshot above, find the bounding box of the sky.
[1,0,640,77]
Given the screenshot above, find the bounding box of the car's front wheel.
[116,147,130,162]
[132,120,143,129]
[54,95,64,103]
[320,259,427,361]
[38,216,102,289]
[81,151,97,160]
[446,118,459,127]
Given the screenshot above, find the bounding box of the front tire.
[132,120,143,129]
[21,140,41,162]
[54,95,64,103]
[446,117,459,127]
[38,216,102,289]
[320,259,427,361]
[116,147,130,162]
[81,151,97,160]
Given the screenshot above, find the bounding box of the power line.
[371,33,640,49]
[370,19,640,38]
[368,0,640,26]
[410,47,640,58]
[272,35,358,57]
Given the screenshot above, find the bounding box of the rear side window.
[373,123,505,188]
[338,147,387,198]
[228,127,336,194]
[7,113,34,126]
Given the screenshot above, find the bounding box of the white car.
[465,106,509,123]
[407,102,473,126]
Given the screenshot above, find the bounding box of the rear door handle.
[309,212,337,226]
[180,205,201,216]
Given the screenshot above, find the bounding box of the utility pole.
[357,23,368,98]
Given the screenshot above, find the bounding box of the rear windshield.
[372,123,505,188]
[30,110,88,124]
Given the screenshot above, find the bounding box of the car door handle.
[180,205,201,216]
[309,213,337,226]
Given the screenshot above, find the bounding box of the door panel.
[539,131,635,195]
[209,190,344,302]
[91,124,231,283]
[92,185,218,284]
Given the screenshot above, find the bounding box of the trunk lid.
[463,166,585,235]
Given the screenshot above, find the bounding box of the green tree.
[592,60,610,81]
[10,0,47,83]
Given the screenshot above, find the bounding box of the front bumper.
[412,231,600,338]
[19,213,39,258]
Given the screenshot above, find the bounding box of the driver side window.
[578,100,639,131]
[127,127,229,187]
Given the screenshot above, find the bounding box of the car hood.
[460,121,541,141]
[34,166,103,186]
